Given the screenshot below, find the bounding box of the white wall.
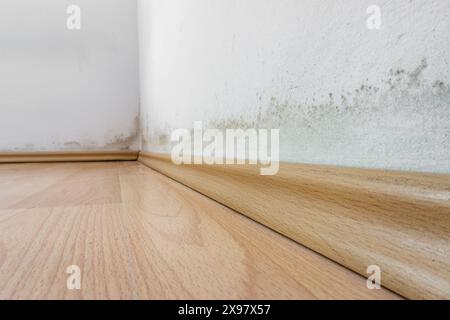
[0,0,139,151]
[138,0,450,173]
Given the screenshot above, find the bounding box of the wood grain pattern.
[138,152,450,300]
[0,162,399,299]
[0,151,139,163]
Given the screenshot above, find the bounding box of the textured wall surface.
[138,0,450,173]
[0,0,139,151]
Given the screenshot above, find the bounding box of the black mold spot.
[143,58,449,172]
[203,58,449,158]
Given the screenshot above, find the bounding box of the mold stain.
[64,141,82,148]
[207,58,449,129]
[5,115,141,152]
[104,115,140,150]
[209,116,257,130]
[158,134,169,145]
[141,58,450,172]
[140,113,151,148]
[205,59,449,171]
[104,133,136,150]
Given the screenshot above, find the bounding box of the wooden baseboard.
[138,151,450,300]
[0,151,139,163]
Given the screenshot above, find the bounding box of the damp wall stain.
[64,141,82,148]
[0,1,140,153]
[104,115,140,150]
[1,114,140,152]
[104,132,138,150]
[142,59,450,173]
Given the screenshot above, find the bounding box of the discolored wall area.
[138,0,450,173]
[0,0,140,151]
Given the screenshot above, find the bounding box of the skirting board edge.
[0,151,139,163]
[138,151,450,300]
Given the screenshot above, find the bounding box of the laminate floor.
[0,162,400,299]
